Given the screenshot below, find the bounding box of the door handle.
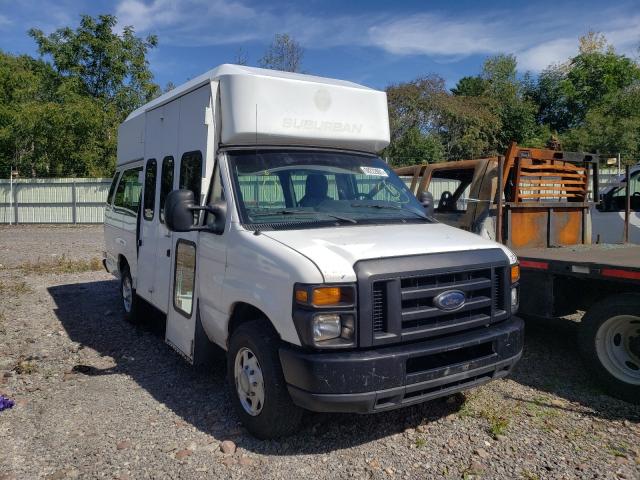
[166,249,171,257]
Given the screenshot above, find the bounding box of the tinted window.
[174,240,196,317]
[143,159,157,221]
[611,170,640,211]
[160,156,174,223]
[179,151,202,202]
[106,172,120,205]
[114,167,143,216]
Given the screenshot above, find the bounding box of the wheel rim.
[234,347,265,416]
[595,315,640,385]
[122,275,133,313]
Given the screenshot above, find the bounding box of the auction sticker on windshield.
[360,166,388,177]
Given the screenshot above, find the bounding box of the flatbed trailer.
[517,244,640,403]
[396,144,640,403]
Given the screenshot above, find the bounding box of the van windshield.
[226,150,429,229]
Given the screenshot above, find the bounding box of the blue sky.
[1,0,639,90]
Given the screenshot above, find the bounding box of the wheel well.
[227,302,279,344]
[118,255,129,274]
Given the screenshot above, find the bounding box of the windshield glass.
[226,150,428,229]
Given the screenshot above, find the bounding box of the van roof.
[125,64,375,122]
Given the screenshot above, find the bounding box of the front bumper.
[279,316,523,413]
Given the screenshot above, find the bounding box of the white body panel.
[261,223,517,283]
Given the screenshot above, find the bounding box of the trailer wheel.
[227,320,303,439]
[120,266,141,323]
[578,294,640,404]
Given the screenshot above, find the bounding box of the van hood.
[261,223,516,283]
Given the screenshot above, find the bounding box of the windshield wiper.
[252,209,357,224]
[350,203,429,220]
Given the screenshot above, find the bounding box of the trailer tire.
[578,294,640,404]
[120,266,142,323]
[227,320,303,439]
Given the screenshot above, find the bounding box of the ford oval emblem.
[433,290,466,311]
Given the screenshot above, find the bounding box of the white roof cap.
[126,64,374,122]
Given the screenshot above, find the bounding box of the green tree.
[259,33,304,72]
[480,54,540,150]
[451,76,487,96]
[384,75,501,163]
[532,33,640,131]
[562,82,640,163]
[29,14,159,116]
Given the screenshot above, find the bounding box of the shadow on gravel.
[508,316,640,421]
[48,280,462,455]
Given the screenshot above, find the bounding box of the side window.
[106,171,120,206]
[159,156,174,223]
[174,240,196,317]
[611,171,640,211]
[114,167,143,216]
[143,159,157,221]
[427,170,472,213]
[179,151,203,202]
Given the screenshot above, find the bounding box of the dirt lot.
[0,225,639,480]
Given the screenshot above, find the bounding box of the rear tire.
[120,266,142,323]
[578,294,640,404]
[227,320,303,439]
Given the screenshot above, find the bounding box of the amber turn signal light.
[511,264,520,283]
[295,285,355,307]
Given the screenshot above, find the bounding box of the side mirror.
[165,189,197,232]
[419,191,435,217]
[165,189,227,234]
[207,201,227,235]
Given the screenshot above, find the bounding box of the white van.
[104,65,523,438]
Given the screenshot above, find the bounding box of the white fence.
[0,178,111,224]
[0,168,625,225]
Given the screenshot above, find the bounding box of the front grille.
[372,283,387,333]
[356,249,509,347]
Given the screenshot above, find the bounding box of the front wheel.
[120,266,142,323]
[227,320,303,439]
[578,294,640,404]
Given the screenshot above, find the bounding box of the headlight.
[293,284,357,348]
[312,314,341,341]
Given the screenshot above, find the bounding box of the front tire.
[120,266,142,323]
[578,294,640,404]
[227,320,303,439]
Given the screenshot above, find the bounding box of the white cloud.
[0,13,11,27]
[367,14,510,57]
[517,38,578,71]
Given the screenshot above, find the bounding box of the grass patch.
[487,414,510,438]
[14,360,38,374]
[607,441,631,458]
[18,255,102,275]
[415,437,427,448]
[0,280,34,296]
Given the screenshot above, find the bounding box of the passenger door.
[112,166,143,279]
[152,156,175,313]
[136,159,158,303]
[165,151,203,360]
[592,170,640,244]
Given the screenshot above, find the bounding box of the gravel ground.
[0,225,639,480]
